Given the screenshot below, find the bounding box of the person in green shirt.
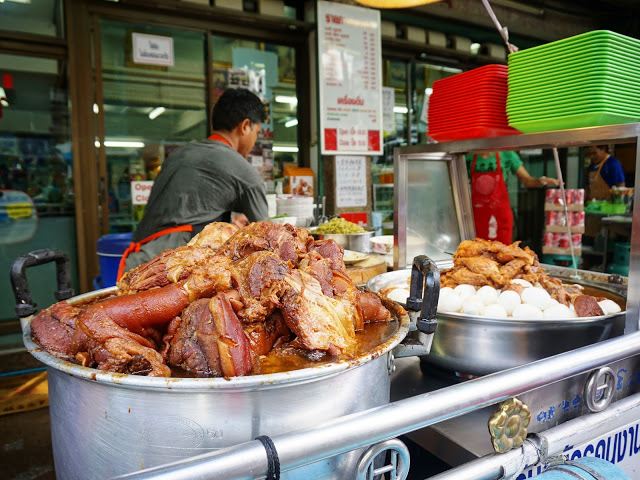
[466,151,558,244]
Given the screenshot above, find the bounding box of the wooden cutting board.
[346,255,387,285]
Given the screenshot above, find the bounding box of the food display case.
[17,125,640,480]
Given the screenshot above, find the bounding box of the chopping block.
[346,255,387,286]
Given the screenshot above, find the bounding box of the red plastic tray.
[427,125,520,142]
[433,65,508,88]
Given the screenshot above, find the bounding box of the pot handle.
[11,249,74,318]
[406,255,440,335]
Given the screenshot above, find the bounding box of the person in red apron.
[469,152,559,245]
[117,88,268,279]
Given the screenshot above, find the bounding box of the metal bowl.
[309,228,376,253]
[367,267,627,376]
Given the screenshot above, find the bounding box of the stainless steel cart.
[40,125,640,480]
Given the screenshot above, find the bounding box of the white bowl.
[269,216,297,225]
[370,235,394,254]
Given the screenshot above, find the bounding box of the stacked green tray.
[507,30,640,133]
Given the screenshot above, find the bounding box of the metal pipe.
[427,391,640,480]
[114,331,640,480]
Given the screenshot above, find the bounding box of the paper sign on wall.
[131,181,154,205]
[382,87,395,133]
[335,156,367,207]
[132,33,174,67]
[318,1,383,155]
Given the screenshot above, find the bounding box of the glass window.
[0,0,65,38]
[371,59,462,231]
[0,53,75,321]
[211,35,297,194]
[99,19,207,232]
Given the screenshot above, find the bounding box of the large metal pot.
[367,265,627,377]
[12,249,417,480]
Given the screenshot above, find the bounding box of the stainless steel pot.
[12,250,414,480]
[367,265,627,377]
[309,229,376,253]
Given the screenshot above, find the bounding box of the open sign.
[131,181,154,205]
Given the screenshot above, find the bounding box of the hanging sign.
[318,1,383,155]
[335,156,367,207]
[132,33,174,67]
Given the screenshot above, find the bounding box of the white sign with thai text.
[335,156,367,207]
[382,86,395,132]
[318,1,382,155]
[132,33,174,67]
[131,181,154,205]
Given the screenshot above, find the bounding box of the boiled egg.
[543,304,576,319]
[476,285,499,305]
[510,279,533,288]
[521,287,552,311]
[512,303,543,320]
[462,296,485,316]
[498,290,521,315]
[437,293,462,313]
[453,284,477,301]
[484,303,508,318]
[598,299,621,315]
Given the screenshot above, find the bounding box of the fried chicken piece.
[450,268,490,287]
[457,256,506,287]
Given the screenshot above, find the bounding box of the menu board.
[318,1,383,155]
[335,156,367,207]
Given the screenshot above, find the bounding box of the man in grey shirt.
[120,88,268,273]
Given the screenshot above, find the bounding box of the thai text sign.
[132,33,174,67]
[318,1,382,155]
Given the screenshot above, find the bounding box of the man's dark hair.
[595,144,610,153]
[211,88,266,131]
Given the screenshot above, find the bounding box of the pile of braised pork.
[439,238,618,318]
[30,222,396,378]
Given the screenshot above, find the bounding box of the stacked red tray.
[427,64,520,142]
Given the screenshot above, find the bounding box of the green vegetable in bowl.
[314,217,366,234]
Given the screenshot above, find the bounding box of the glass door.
[98,19,207,233]
[0,53,75,321]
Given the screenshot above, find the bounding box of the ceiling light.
[425,87,433,95]
[275,96,298,106]
[104,141,145,148]
[354,0,443,8]
[3,0,32,4]
[94,140,100,148]
[273,146,299,153]
[393,106,408,114]
[93,103,99,114]
[285,118,298,128]
[148,107,166,120]
[470,43,481,55]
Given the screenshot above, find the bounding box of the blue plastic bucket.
[96,232,133,288]
[537,457,630,479]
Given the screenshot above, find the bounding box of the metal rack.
[115,124,640,480]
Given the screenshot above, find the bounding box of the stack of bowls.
[276,196,315,228]
[507,30,640,133]
[266,194,277,218]
[427,64,520,142]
